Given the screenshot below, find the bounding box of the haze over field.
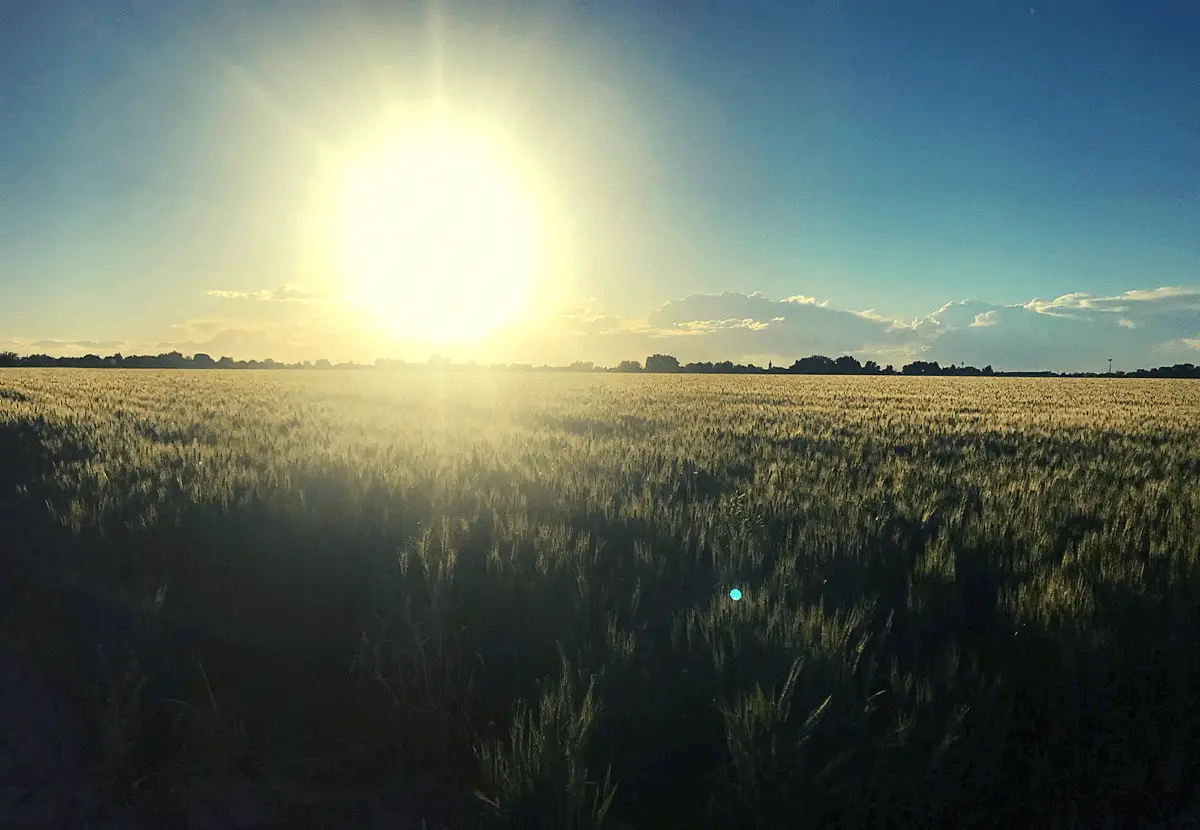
[1,1,1196,371]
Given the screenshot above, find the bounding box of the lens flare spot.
[729,588,743,601]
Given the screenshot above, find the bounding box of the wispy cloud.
[0,339,130,356]
[1023,286,1200,315]
[663,318,772,335]
[206,285,319,302]
[850,308,902,325]
[1119,286,1195,302]
[169,320,224,335]
[28,339,128,349]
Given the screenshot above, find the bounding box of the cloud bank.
[11,285,1197,372]
[492,286,1200,371]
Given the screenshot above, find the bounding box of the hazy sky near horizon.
[1,0,1197,371]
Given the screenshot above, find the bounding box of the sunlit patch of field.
[1,369,1199,828]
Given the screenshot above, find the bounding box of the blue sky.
[1,0,1196,370]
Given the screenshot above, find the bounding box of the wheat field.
[1,369,1199,828]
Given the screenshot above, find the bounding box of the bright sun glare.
[339,125,541,344]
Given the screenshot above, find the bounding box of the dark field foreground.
[1,370,1199,828]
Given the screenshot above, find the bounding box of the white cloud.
[1117,318,1136,329]
[911,300,1005,331]
[1023,293,1093,313]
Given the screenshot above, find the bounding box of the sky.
[1,0,1197,371]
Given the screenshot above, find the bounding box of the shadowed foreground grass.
[1,369,1199,828]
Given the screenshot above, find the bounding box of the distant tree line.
[629,354,1200,378]
[0,350,1197,378]
[0,351,370,371]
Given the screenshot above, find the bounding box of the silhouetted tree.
[615,360,642,373]
[902,360,941,376]
[645,354,681,373]
[790,355,837,374]
[835,355,863,374]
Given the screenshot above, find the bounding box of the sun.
[338,125,541,343]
